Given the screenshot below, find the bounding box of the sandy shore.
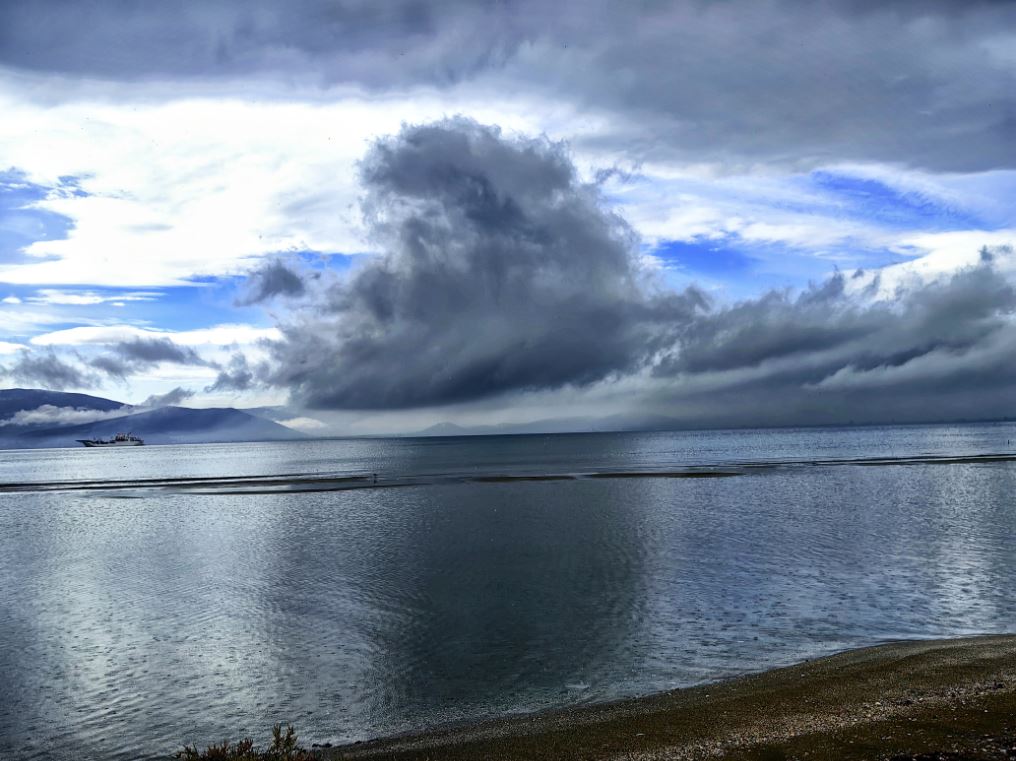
[320,635,1016,760]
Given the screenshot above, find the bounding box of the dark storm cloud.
[237,260,307,305]
[2,350,98,390]
[665,267,1013,379]
[205,352,256,392]
[267,118,706,409]
[91,338,207,380]
[643,253,1016,426]
[549,0,1016,171]
[3,1,1016,170]
[263,119,1016,420]
[0,0,510,85]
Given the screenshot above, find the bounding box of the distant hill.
[0,388,125,418]
[0,389,306,449]
[26,406,305,447]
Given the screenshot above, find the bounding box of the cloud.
[2,3,1013,294]
[0,386,194,428]
[137,386,195,408]
[114,337,206,365]
[0,386,196,429]
[89,337,209,381]
[31,324,281,347]
[1,350,97,390]
[2,1,1015,172]
[257,112,1016,425]
[0,0,516,85]
[205,352,257,393]
[642,249,1016,425]
[9,115,1010,428]
[277,416,327,432]
[266,118,706,409]
[0,404,125,428]
[0,341,25,355]
[26,289,161,306]
[237,260,307,304]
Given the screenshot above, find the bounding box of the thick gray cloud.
[90,337,207,380]
[267,118,705,409]
[0,0,507,84]
[237,260,307,305]
[206,353,256,393]
[3,1,1016,170]
[2,350,98,390]
[264,119,1016,420]
[642,254,1016,426]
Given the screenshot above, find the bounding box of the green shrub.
[177,723,316,760]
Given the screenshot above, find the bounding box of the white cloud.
[277,416,326,432]
[0,307,105,336]
[846,231,1016,299]
[613,166,915,255]
[30,323,281,347]
[2,296,22,304]
[0,341,26,355]
[0,404,127,428]
[0,74,592,288]
[27,290,161,306]
[1,69,1010,298]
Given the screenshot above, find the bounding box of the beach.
[322,635,1016,760]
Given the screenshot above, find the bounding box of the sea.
[2,423,1016,760]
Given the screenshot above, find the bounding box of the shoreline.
[320,635,1016,760]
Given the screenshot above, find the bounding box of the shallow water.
[2,424,1016,760]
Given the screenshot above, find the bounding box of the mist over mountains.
[0,389,304,449]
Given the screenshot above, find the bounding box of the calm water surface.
[1,424,1016,759]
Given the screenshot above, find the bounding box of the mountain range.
[0,388,305,449]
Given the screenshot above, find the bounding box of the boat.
[77,433,144,447]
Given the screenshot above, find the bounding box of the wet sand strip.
[183,472,740,495]
[0,470,741,495]
[851,455,1016,466]
[587,470,742,479]
[321,635,1016,761]
[5,452,1016,495]
[0,470,346,493]
[474,475,577,483]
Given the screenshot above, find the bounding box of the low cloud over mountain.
[0,388,305,448]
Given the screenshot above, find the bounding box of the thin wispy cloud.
[26,290,162,306]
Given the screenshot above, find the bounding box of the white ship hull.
[78,439,144,447]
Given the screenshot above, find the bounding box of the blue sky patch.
[0,170,78,265]
[806,170,983,230]
[652,239,759,277]
[651,234,915,301]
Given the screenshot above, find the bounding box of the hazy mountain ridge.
[411,413,684,437]
[0,389,305,448]
[0,388,125,419]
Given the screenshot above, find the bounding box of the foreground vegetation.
[178,724,315,761]
[170,638,1016,760]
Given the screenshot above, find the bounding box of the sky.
[1,0,1015,434]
